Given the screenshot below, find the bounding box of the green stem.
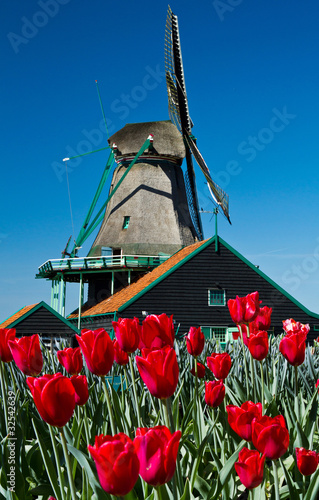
[272,460,280,500]
[49,425,66,500]
[194,357,201,443]
[129,354,141,428]
[60,427,77,500]
[260,360,264,414]
[155,485,163,500]
[83,405,90,444]
[8,363,17,394]
[238,325,250,399]
[294,365,300,422]
[101,377,116,435]
[0,361,9,435]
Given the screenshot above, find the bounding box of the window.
[201,326,229,349]
[123,216,130,229]
[208,289,225,306]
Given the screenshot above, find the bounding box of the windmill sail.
[165,6,231,225]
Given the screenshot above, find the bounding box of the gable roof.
[0,304,38,328]
[68,238,212,319]
[1,301,80,333]
[68,235,319,321]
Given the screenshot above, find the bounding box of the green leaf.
[279,458,301,500]
[31,419,62,500]
[211,440,245,499]
[304,467,319,500]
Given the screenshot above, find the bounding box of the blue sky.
[1,0,319,322]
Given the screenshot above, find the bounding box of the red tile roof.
[68,239,210,319]
[0,304,38,328]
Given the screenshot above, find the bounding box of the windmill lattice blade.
[184,133,231,222]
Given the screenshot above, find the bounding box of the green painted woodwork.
[123,216,130,229]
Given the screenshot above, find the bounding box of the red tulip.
[112,317,141,353]
[76,328,114,376]
[113,339,129,366]
[207,352,231,380]
[139,314,174,350]
[250,306,272,332]
[190,361,206,378]
[88,433,139,496]
[248,331,269,361]
[283,319,310,335]
[252,415,289,460]
[228,292,260,325]
[226,401,262,441]
[26,373,75,427]
[70,375,89,406]
[279,330,307,367]
[57,347,83,375]
[205,380,225,408]
[8,334,43,376]
[295,447,319,476]
[136,346,179,399]
[0,328,16,363]
[186,326,205,357]
[134,426,182,486]
[235,447,266,489]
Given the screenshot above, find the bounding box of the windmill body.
[89,120,197,258]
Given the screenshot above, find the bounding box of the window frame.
[208,289,226,307]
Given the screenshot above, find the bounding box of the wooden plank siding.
[5,305,79,339]
[116,239,319,342]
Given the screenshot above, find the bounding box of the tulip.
[76,328,114,376]
[8,334,43,376]
[113,339,129,366]
[112,317,141,353]
[0,328,16,363]
[207,352,231,380]
[190,361,206,378]
[134,426,182,486]
[226,401,262,441]
[186,326,205,357]
[26,373,75,427]
[136,345,179,399]
[295,447,319,476]
[139,313,174,349]
[252,415,289,460]
[228,292,260,325]
[57,347,83,375]
[248,331,269,361]
[70,375,89,406]
[250,306,272,332]
[283,319,310,335]
[88,433,139,496]
[279,330,307,366]
[205,380,225,407]
[235,447,266,489]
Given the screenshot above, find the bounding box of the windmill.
[37,6,231,314]
[165,5,231,232]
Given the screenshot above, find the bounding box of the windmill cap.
[108,120,185,160]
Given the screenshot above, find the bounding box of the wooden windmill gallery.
[2,7,319,344]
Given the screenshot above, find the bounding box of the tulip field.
[1,292,319,499]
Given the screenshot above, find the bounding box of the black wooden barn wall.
[111,239,319,341]
[11,306,78,339]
